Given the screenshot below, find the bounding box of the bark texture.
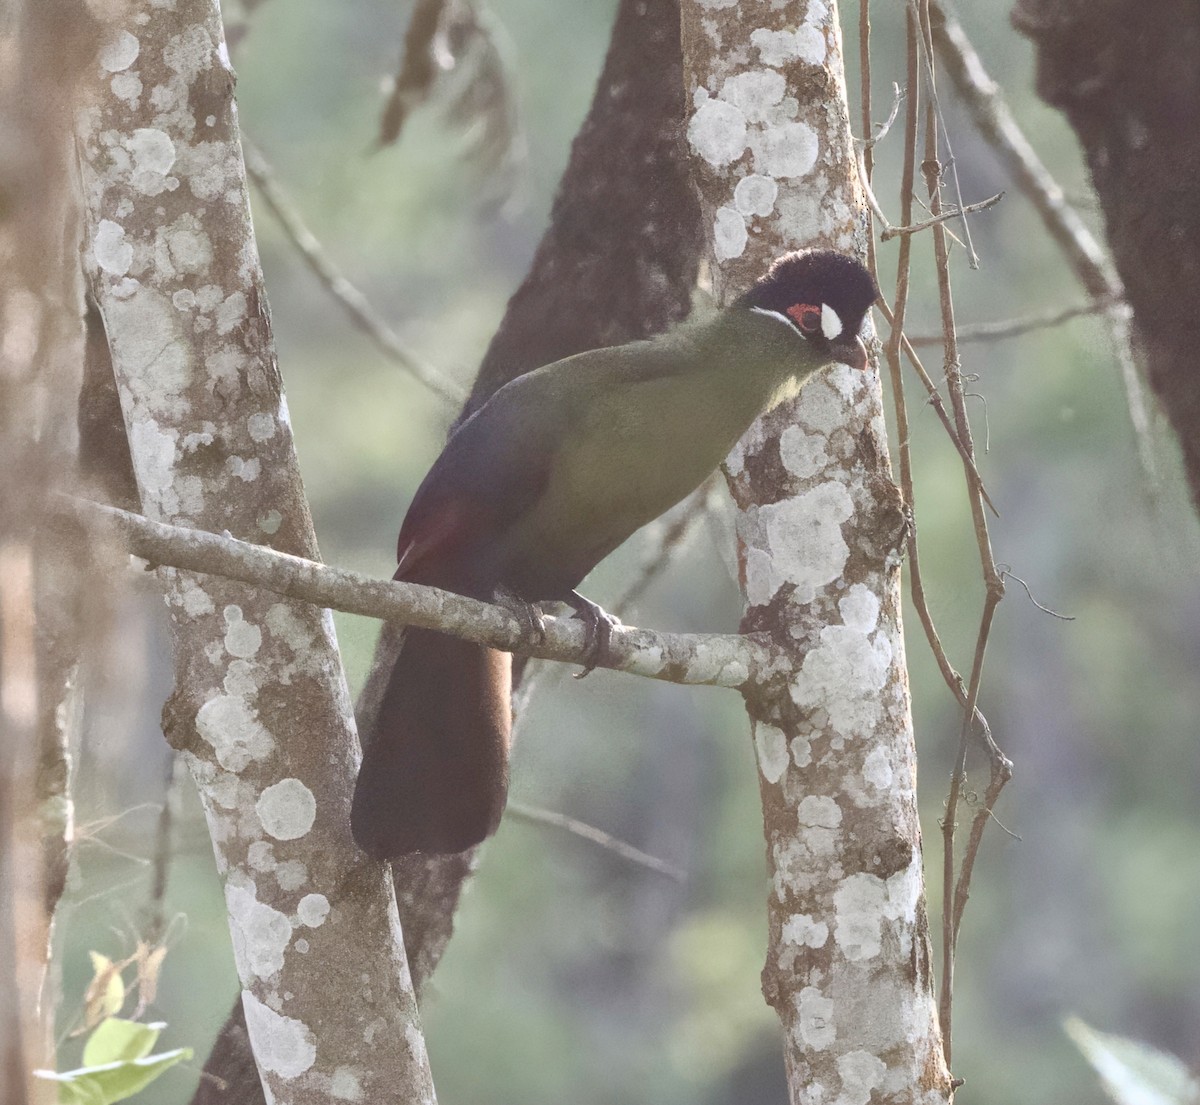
[679,2,951,1101]
[196,0,702,1097]
[1013,0,1200,507]
[462,0,702,419]
[1,3,99,1098]
[76,4,436,1103]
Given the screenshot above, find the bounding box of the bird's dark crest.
[738,249,878,342]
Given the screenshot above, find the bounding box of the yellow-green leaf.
[82,1019,164,1067]
[36,1047,193,1105]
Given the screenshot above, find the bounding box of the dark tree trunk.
[1013,0,1200,506]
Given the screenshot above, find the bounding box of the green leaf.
[36,1047,193,1105]
[1065,1016,1200,1105]
[82,1019,165,1067]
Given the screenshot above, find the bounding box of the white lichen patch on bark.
[687,68,818,259]
[834,1050,888,1105]
[256,778,317,841]
[223,603,263,658]
[329,1068,364,1101]
[196,694,275,771]
[713,204,749,260]
[790,587,892,735]
[795,986,837,1050]
[275,860,309,892]
[832,867,920,962]
[94,219,134,275]
[129,126,177,179]
[740,481,854,606]
[296,893,330,928]
[258,509,283,534]
[781,912,829,950]
[734,173,778,216]
[226,879,293,979]
[755,720,790,783]
[223,658,257,698]
[179,573,216,615]
[100,29,141,72]
[247,411,276,442]
[751,25,826,68]
[242,991,317,1079]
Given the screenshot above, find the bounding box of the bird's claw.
[567,592,619,679]
[496,588,547,651]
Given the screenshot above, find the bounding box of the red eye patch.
[787,302,822,334]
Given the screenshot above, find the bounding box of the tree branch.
[68,497,769,691]
[907,295,1124,346]
[242,140,465,405]
[878,189,1004,240]
[506,803,686,882]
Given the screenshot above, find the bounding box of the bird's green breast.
[494,308,825,593]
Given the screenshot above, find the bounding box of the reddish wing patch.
[395,498,475,583]
[786,302,822,334]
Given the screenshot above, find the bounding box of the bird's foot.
[496,587,547,651]
[564,590,620,679]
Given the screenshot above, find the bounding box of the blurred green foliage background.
[58,0,1200,1101]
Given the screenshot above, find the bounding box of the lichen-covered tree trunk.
[1013,0,1200,511]
[679,2,952,1100]
[193,0,702,1095]
[75,3,435,1102]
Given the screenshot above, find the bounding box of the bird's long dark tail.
[351,627,511,857]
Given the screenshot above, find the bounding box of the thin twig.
[879,190,1003,241]
[874,0,985,759]
[858,162,894,236]
[65,496,772,691]
[857,82,902,149]
[864,0,987,744]
[916,1,1011,1066]
[950,755,1012,945]
[143,754,181,945]
[908,296,1125,346]
[908,0,981,268]
[860,0,875,193]
[859,13,995,815]
[998,567,1074,621]
[874,299,999,518]
[881,1,993,837]
[507,802,685,882]
[926,1,1157,484]
[241,140,465,405]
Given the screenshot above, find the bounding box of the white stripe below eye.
[751,307,795,331]
[821,303,842,341]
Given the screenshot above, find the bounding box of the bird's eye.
[786,302,822,335]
